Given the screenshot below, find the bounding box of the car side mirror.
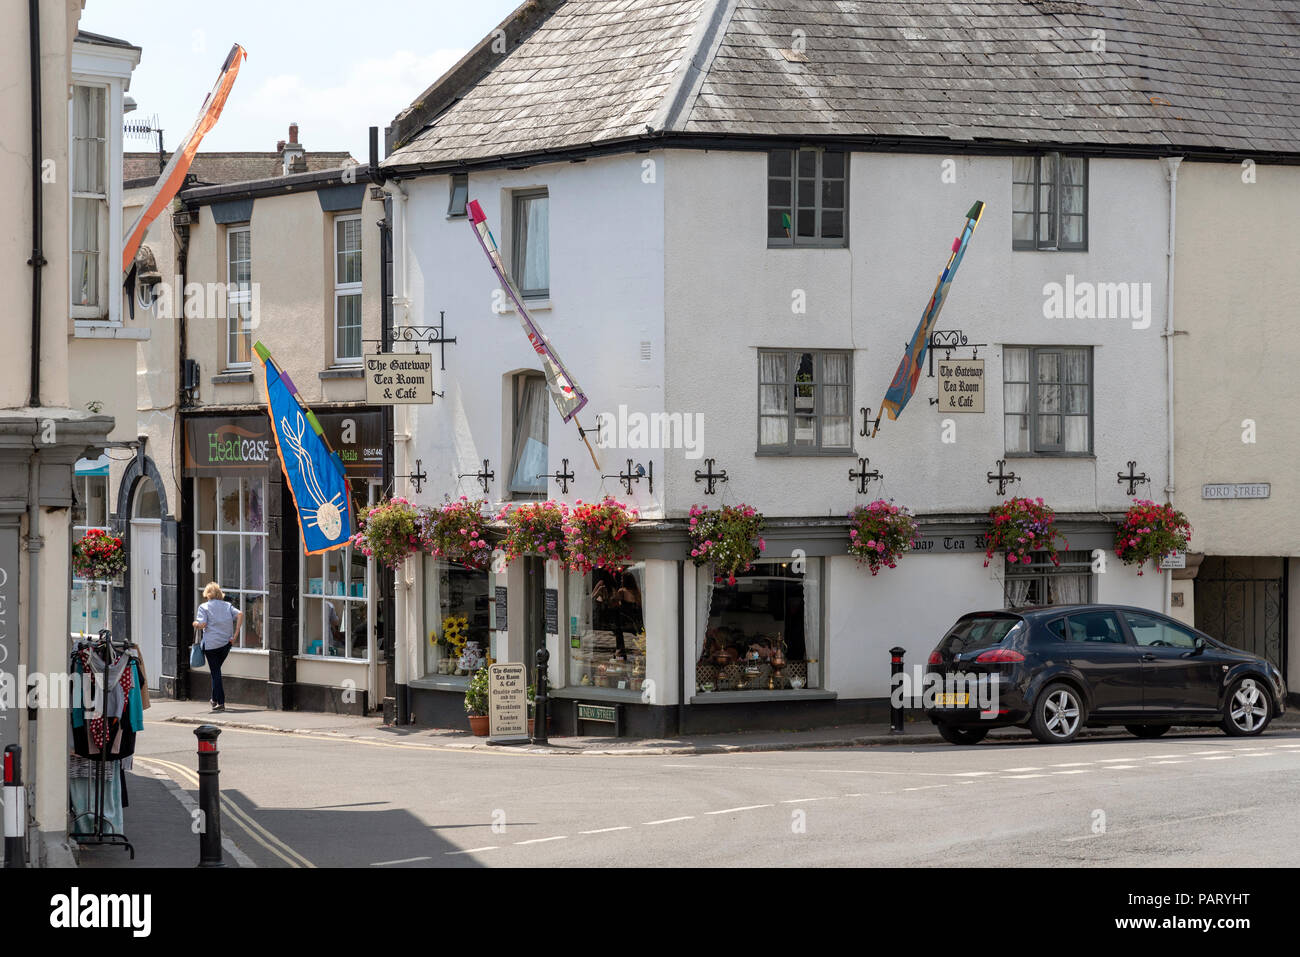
[1192,637,1206,655]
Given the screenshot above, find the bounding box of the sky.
[80,0,523,159]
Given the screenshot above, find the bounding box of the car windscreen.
[938,615,1024,656]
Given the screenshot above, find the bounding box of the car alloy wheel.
[1031,683,1084,743]
[1223,678,1271,736]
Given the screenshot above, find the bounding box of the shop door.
[130,520,163,690]
[523,556,546,685]
[1195,556,1286,675]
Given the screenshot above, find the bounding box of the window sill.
[293,654,369,664]
[212,371,254,385]
[765,243,849,250]
[550,686,642,703]
[72,322,151,341]
[410,675,471,691]
[1003,452,1096,460]
[691,689,835,704]
[499,298,551,313]
[755,449,856,457]
[228,647,269,655]
[319,366,363,380]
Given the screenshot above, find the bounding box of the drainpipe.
[676,559,684,736]
[24,450,41,854]
[1161,156,1182,616]
[27,0,46,408]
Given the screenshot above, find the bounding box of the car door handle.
[1141,653,1157,661]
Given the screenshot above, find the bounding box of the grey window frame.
[756,348,854,456]
[508,371,548,496]
[448,172,468,218]
[511,188,549,300]
[1012,153,1088,251]
[1005,551,1094,609]
[333,213,363,364]
[1003,345,1093,457]
[767,148,849,249]
[225,224,253,369]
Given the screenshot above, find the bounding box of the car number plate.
[936,693,969,706]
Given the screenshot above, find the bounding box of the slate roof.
[383,0,1300,170]
[124,151,357,188]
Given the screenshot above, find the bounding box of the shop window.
[301,479,375,659]
[696,559,820,693]
[567,564,647,692]
[70,468,111,637]
[423,560,492,679]
[194,476,267,648]
[1004,550,1092,609]
[508,371,548,495]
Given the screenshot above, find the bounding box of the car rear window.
[939,615,1023,655]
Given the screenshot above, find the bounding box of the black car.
[924,604,1287,745]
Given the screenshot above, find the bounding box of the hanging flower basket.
[350,497,421,569]
[72,529,126,581]
[497,500,567,566]
[847,500,918,575]
[1114,499,1192,575]
[563,497,637,575]
[423,497,492,569]
[983,497,1066,568]
[689,503,765,585]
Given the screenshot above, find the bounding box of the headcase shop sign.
[1202,483,1270,500]
[184,417,273,475]
[937,359,984,413]
[365,354,434,404]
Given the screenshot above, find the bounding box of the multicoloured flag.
[254,342,353,554]
[467,199,588,424]
[873,200,985,436]
[121,43,247,277]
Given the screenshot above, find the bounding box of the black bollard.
[3,745,25,868]
[194,725,225,867]
[889,646,906,734]
[532,647,550,746]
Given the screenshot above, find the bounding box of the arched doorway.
[130,477,163,689]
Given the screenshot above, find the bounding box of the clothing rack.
[68,629,135,858]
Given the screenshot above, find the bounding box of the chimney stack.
[281,121,305,176]
[288,122,299,145]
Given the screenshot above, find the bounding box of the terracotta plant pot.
[468,714,489,736]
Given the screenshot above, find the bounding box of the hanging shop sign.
[183,416,273,476]
[315,411,384,477]
[488,662,529,742]
[365,353,434,404]
[1202,483,1270,500]
[937,358,984,413]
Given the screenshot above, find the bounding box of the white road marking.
[1238,752,1275,758]
[1063,807,1258,842]
[952,771,994,777]
[580,826,632,834]
[643,816,694,825]
[779,797,836,804]
[1001,766,1042,772]
[1051,762,1091,767]
[903,785,949,791]
[1201,756,1234,761]
[1190,750,1230,755]
[1096,757,1137,763]
[1052,769,1091,775]
[445,846,498,855]
[371,856,431,866]
[1106,765,1138,770]
[706,805,773,815]
[1144,754,1185,760]
[1152,760,1188,764]
[514,836,567,845]
[1005,774,1047,779]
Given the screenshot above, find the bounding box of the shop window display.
[425,560,492,678]
[568,564,646,691]
[194,476,267,649]
[696,559,820,693]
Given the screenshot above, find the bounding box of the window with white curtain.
[758,349,852,454]
[70,471,111,637]
[226,226,253,367]
[1003,346,1091,455]
[333,215,362,363]
[512,189,549,299]
[71,84,108,316]
[509,372,548,495]
[1005,551,1092,609]
[1012,154,1087,250]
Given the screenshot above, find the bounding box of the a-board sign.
[488,662,529,743]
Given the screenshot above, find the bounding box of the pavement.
[148,696,1300,755]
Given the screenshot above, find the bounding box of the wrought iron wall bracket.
[987,459,1020,496]
[927,329,987,378]
[849,457,882,495]
[362,309,458,370]
[601,459,653,496]
[859,407,881,438]
[539,458,575,494]
[456,459,494,496]
[397,458,429,494]
[694,458,728,495]
[1117,460,1150,496]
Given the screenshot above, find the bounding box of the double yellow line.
[135,756,315,868]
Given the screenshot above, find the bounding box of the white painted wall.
[663,149,1171,519]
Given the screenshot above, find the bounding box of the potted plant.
[497,500,567,566]
[73,528,126,582]
[464,664,490,735]
[983,496,1066,568]
[423,496,492,569]
[1114,499,1192,575]
[563,496,636,575]
[351,497,422,569]
[847,500,918,575]
[689,503,765,585]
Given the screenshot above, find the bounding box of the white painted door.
[130,520,162,690]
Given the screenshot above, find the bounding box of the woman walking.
[193,582,241,712]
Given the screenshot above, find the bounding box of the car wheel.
[935,723,989,746]
[1030,683,1085,743]
[1124,725,1171,739]
[1221,677,1272,737]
